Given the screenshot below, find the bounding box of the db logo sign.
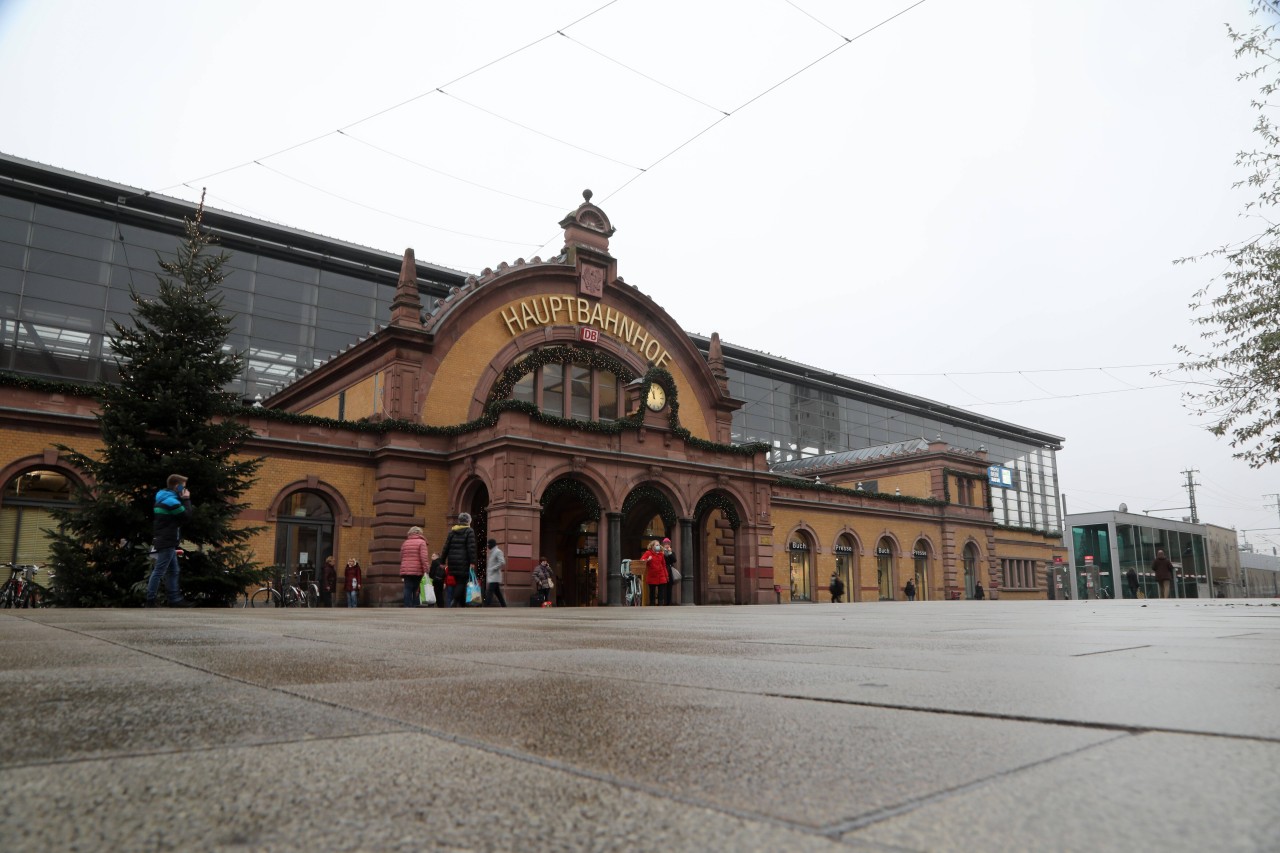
[580,327,599,343]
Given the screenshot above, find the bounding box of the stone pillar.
[606,512,622,606]
[369,451,425,607]
[679,517,695,605]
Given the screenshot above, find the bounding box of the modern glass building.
[1066,511,1212,600]
[1,152,1065,542]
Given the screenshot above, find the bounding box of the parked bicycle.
[245,567,318,608]
[0,563,46,609]
[622,559,642,606]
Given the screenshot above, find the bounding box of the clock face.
[646,383,667,412]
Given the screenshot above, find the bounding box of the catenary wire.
[162,0,622,191]
[555,30,730,114]
[253,161,545,248]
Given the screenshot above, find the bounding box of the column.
[606,511,622,606]
[679,517,694,605]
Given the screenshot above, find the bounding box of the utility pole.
[1265,493,1280,528]
[1181,468,1200,524]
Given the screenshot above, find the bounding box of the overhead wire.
[555,30,730,114]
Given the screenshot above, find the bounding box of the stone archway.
[539,477,602,606]
[693,491,744,605]
[620,483,678,606]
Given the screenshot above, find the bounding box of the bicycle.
[246,567,318,608]
[0,563,45,609]
[622,560,642,606]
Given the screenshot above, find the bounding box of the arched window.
[1,468,74,565]
[788,532,813,602]
[274,491,335,587]
[876,537,895,600]
[507,353,623,422]
[912,539,930,602]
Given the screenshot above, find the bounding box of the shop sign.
[500,296,671,367]
[875,547,892,556]
[911,549,928,558]
[789,541,809,550]
[833,545,854,554]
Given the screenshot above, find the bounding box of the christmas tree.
[50,213,265,606]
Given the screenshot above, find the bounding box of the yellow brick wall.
[869,471,931,498]
[424,296,711,439]
[301,373,379,420]
[771,504,951,602]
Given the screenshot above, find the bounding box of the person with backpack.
[441,512,477,608]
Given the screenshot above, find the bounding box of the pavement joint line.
[762,691,1280,745]
[5,616,856,843]
[1070,644,1152,656]
[818,733,1134,837]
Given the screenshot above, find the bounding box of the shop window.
[1,468,75,565]
[833,535,855,601]
[789,533,813,601]
[876,537,894,600]
[912,540,930,601]
[963,543,980,598]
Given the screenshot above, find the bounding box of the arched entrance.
[539,477,601,607]
[876,537,896,600]
[0,467,75,565]
[693,491,743,605]
[912,539,931,601]
[963,542,980,599]
[833,534,856,603]
[274,490,334,588]
[621,483,677,607]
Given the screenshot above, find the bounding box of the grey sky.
[2,0,1276,546]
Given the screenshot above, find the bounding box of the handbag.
[670,567,681,582]
[466,569,483,605]
[420,576,436,605]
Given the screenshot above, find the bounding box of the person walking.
[1125,567,1140,599]
[429,552,447,609]
[441,512,478,608]
[904,579,917,601]
[146,473,194,608]
[343,558,362,607]
[661,537,677,605]
[1151,549,1175,599]
[484,538,507,607]
[830,572,845,603]
[638,540,669,607]
[532,557,554,607]
[319,556,338,608]
[974,582,985,600]
[399,526,430,607]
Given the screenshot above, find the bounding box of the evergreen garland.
[773,476,945,507]
[539,478,601,521]
[694,492,741,530]
[621,483,677,530]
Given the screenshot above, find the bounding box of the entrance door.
[274,491,334,587]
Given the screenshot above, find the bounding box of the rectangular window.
[541,363,564,417]
[597,371,617,421]
[570,364,591,421]
[512,370,534,404]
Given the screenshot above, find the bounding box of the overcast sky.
[3,0,1278,547]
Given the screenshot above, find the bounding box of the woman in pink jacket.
[637,539,668,607]
[399,526,430,608]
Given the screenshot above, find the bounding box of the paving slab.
[0,601,1276,851]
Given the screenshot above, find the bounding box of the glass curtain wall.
[1114,522,1208,599]
[725,367,1061,537]
[0,195,440,398]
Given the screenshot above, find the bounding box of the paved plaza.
[1,599,1278,852]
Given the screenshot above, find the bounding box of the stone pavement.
[1,600,1277,852]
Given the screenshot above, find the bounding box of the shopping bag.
[670,567,681,582]
[466,569,483,606]
[421,576,436,605]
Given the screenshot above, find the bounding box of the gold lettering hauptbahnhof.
[500,296,672,367]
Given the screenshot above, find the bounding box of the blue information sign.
[987,465,1014,488]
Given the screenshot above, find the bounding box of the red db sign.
[580,327,599,343]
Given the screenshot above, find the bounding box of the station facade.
[0,156,1067,604]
